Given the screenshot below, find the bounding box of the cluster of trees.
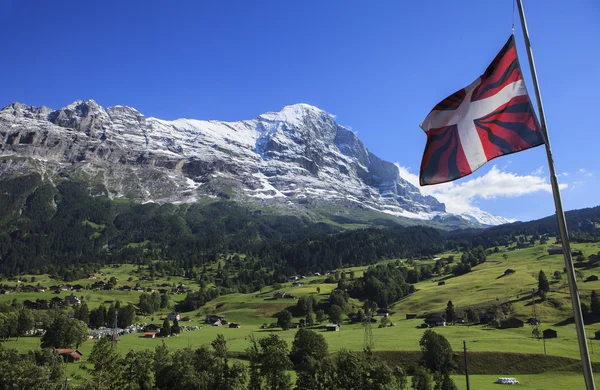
[0,344,66,390]
[451,248,486,276]
[0,328,460,390]
[88,302,137,329]
[348,263,415,308]
[138,292,170,315]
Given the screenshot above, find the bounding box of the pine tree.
[171,318,180,334]
[445,301,456,324]
[160,319,170,337]
[538,270,550,292]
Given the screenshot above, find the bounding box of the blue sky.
[1,0,598,222]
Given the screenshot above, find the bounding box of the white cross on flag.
[419,35,545,186]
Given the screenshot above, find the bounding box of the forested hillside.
[0,173,598,277]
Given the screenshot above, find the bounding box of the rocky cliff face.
[1,100,499,224]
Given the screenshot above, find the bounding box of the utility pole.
[516,1,595,387]
[463,341,470,390]
[363,306,374,353]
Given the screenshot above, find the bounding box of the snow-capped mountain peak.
[0,100,509,226]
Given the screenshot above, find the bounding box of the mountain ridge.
[0,100,510,226]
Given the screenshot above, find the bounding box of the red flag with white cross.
[419,35,545,186]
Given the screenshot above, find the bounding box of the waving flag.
[419,35,545,186]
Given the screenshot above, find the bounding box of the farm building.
[424,316,446,327]
[543,329,558,339]
[205,314,226,324]
[500,317,524,329]
[548,247,563,255]
[438,281,446,286]
[55,349,83,363]
[376,308,390,317]
[326,324,340,332]
[585,275,599,282]
[229,323,241,328]
[527,318,540,325]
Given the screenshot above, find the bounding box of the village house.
[326,324,340,332]
[50,297,65,307]
[65,296,81,305]
[0,289,10,294]
[292,281,305,287]
[92,281,107,290]
[144,324,162,332]
[120,285,132,292]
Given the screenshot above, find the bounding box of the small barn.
[229,323,241,328]
[548,247,563,255]
[585,275,599,282]
[424,316,446,327]
[527,317,540,325]
[376,308,390,317]
[543,329,558,339]
[326,324,340,332]
[56,349,83,363]
[205,314,226,324]
[438,281,446,286]
[500,317,524,329]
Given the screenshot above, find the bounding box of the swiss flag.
[419,35,545,186]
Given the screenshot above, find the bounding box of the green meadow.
[2,240,600,388]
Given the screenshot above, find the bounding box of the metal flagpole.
[515,1,596,388]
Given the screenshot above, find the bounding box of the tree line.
[0,328,459,390]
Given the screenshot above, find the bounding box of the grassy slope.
[395,242,600,324]
[3,241,600,387]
